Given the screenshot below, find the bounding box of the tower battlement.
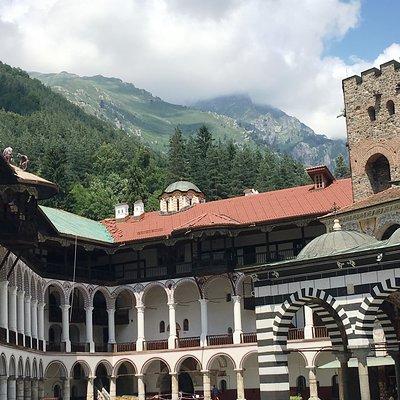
[343,59,400,202]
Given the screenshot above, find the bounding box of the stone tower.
[343,60,400,202]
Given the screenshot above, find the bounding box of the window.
[387,100,395,115]
[365,153,391,194]
[315,174,323,189]
[177,198,180,210]
[368,106,376,121]
[220,379,227,392]
[296,376,306,393]
[159,321,165,333]
[166,200,169,212]
[183,319,189,331]
[226,293,232,302]
[227,327,233,335]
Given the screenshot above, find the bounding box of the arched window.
[381,224,400,240]
[368,106,376,121]
[183,319,189,331]
[227,327,233,335]
[387,100,395,115]
[365,153,391,194]
[159,321,165,333]
[220,379,227,392]
[331,374,339,399]
[296,375,306,393]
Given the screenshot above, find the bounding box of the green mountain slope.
[30,72,247,148]
[194,95,347,167]
[32,72,347,167]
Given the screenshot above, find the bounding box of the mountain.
[194,95,347,167]
[31,72,346,167]
[30,72,247,148]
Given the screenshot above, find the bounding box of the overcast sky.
[1,0,400,139]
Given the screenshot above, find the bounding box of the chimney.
[133,199,145,218]
[115,203,129,219]
[244,188,259,196]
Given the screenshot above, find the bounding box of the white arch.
[206,353,237,370]
[239,350,258,369]
[0,354,6,376]
[71,360,92,378]
[113,359,138,377]
[174,355,202,373]
[95,360,113,377]
[141,357,171,374]
[44,360,68,379]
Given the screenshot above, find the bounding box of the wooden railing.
[207,334,233,346]
[288,328,304,341]
[146,340,168,350]
[46,342,61,352]
[313,326,328,338]
[71,342,86,352]
[241,332,257,343]
[95,343,109,352]
[178,336,200,348]
[117,342,136,352]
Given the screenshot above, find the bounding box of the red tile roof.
[102,178,353,243]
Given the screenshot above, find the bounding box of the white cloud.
[0,0,399,139]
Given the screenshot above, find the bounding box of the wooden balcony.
[207,334,233,346]
[46,342,61,352]
[242,332,257,343]
[313,326,328,338]
[71,342,86,352]
[178,336,200,348]
[145,340,168,350]
[116,342,136,352]
[288,328,304,341]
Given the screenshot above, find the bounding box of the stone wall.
[343,60,400,201]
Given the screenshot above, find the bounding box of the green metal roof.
[164,180,202,194]
[40,206,114,243]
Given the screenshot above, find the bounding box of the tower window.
[365,153,391,194]
[368,106,376,121]
[387,100,395,115]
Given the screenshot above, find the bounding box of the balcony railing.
[46,342,61,352]
[313,326,328,338]
[146,340,168,350]
[288,328,304,341]
[71,342,86,352]
[178,336,201,348]
[242,332,257,343]
[95,343,109,352]
[116,342,136,352]
[207,334,233,346]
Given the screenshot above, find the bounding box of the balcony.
[145,340,168,350]
[242,332,257,343]
[313,326,328,338]
[287,326,329,341]
[116,342,137,352]
[288,328,304,341]
[207,334,233,346]
[46,342,61,352]
[71,342,86,352]
[178,336,201,348]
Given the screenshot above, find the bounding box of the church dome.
[296,219,377,261]
[164,181,202,194]
[387,228,400,246]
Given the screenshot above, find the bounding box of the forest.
[0,61,348,220]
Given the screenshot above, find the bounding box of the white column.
[31,299,38,342]
[202,371,211,400]
[0,281,8,331]
[0,376,7,400]
[199,299,208,346]
[304,306,314,339]
[85,307,94,353]
[355,350,371,400]
[137,374,145,400]
[24,295,32,338]
[136,305,145,351]
[232,295,243,344]
[235,369,245,400]
[168,302,177,349]
[170,373,179,400]
[17,290,25,344]
[63,378,70,400]
[307,366,320,400]
[60,304,71,352]
[37,302,45,351]
[8,286,17,333]
[107,308,116,344]
[110,376,116,398]
[7,377,16,400]
[86,377,94,400]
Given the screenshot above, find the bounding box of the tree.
[167,127,187,183]
[334,154,350,178]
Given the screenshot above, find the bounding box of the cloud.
[0,0,399,139]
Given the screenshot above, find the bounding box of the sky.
[0,0,400,140]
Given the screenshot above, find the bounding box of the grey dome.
[297,220,377,261]
[164,181,202,194]
[387,228,400,246]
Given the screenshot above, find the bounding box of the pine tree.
[167,127,187,183]
[334,154,350,178]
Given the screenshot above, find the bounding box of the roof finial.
[333,219,342,231]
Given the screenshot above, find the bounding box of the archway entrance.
[208,355,236,400]
[116,361,137,396]
[143,359,171,396]
[177,357,202,395]
[71,362,89,400]
[365,153,391,194]
[94,363,110,396]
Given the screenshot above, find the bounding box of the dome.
[164,180,202,194]
[387,227,400,246]
[296,219,377,261]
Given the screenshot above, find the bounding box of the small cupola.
[133,199,145,218]
[306,165,335,189]
[160,180,205,213]
[115,203,129,219]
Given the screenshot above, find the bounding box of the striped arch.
[68,284,91,309]
[30,277,37,301]
[71,360,92,378]
[371,309,398,352]
[112,285,137,307]
[91,286,114,309]
[23,271,30,295]
[142,281,168,303]
[273,288,352,351]
[43,280,68,305]
[355,277,400,340]
[113,359,137,377]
